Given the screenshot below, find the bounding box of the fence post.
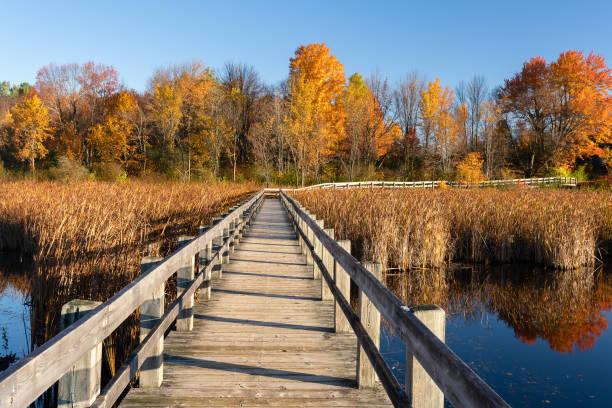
[335,240,352,333]
[312,219,324,279]
[212,217,223,279]
[321,228,335,300]
[357,262,382,388]
[57,300,102,408]
[177,236,195,331]
[406,305,445,408]
[198,225,212,300]
[139,256,164,387]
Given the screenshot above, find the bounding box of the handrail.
[280,195,408,407]
[0,190,265,408]
[280,191,510,408]
[289,177,577,191]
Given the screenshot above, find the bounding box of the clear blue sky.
[2,0,611,92]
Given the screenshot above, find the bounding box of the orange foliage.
[289,43,346,156]
[549,50,612,166]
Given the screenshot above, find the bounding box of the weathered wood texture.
[120,199,391,407]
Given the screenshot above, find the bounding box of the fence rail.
[0,191,265,408]
[292,176,577,191]
[279,190,510,408]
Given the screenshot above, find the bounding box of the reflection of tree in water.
[384,265,612,354]
[0,254,32,372]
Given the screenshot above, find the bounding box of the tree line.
[1,44,610,184]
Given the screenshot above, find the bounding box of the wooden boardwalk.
[120,199,392,407]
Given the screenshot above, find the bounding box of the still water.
[380,265,612,407]
[2,254,612,407]
[0,254,31,370]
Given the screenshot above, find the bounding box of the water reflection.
[0,253,31,371]
[382,265,612,407]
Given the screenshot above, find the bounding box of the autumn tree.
[34,62,122,165]
[342,73,370,180]
[419,78,441,152]
[420,78,456,176]
[147,61,215,180]
[548,50,612,167]
[284,72,316,186]
[9,95,51,174]
[341,73,396,180]
[286,43,346,184]
[499,51,612,176]
[87,91,139,168]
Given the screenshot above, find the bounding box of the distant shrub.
[48,156,90,182]
[550,165,588,181]
[456,153,486,184]
[94,162,125,182]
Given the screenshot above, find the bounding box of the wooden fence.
[293,176,577,191]
[279,190,510,408]
[0,191,265,408]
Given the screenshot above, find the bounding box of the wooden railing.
[0,191,265,408]
[293,176,577,191]
[279,190,510,408]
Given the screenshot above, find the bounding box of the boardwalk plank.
[120,199,391,407]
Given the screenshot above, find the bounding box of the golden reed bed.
[0,180,256,382]
[295,188,612,270]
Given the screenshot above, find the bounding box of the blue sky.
[1,0,610,92]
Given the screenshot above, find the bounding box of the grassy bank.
[295,189,612,270]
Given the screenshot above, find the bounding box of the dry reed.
[0,180,256,384]
[295,188,612,270]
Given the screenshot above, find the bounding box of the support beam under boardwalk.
[120,199,392,407]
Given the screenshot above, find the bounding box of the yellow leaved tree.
[10,94,51,175]
[285,43,346,185]
[87,91,139,167]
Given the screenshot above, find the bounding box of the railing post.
[357,262,382,389]
[237,211,246,240]
[58,300,102,408]
[212,217,223,279]
[312,219,324,279]
[228,218,236,253]
[406,305,445,408]
[304,211,314,266]
[335,239,352,333]
[198,225,212,300]
[321,228,335,300]
[222,221,230,264]
[139,256,164,388]
[177,236,195,331]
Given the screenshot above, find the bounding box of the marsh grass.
[0,180,256,397]
[296,189,612,270]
